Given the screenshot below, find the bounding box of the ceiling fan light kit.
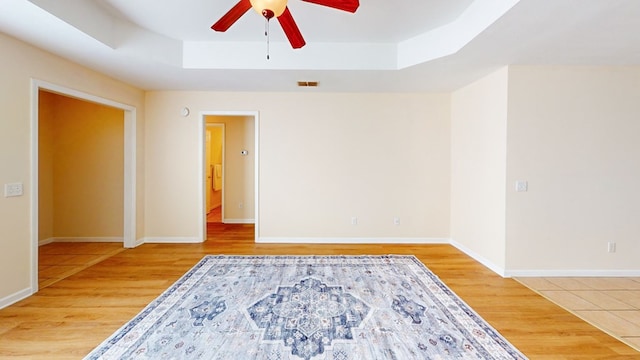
[250,0,288,18]
[212,0,359,50]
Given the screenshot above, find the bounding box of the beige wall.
[206,116,254,222]
[39,91,124,241]
[5,25,638,308]
[0,32,145,304]
[451,65,640,275]
[451,67,509,272]
[145,92,451,241]
[506,66,640,273]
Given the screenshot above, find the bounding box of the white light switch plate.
[515,180,528,192]
[4,183,24,197]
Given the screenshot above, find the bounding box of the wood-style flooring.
[38,242,126,289]
[1,224,639,359]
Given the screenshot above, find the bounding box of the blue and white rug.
[85,255,527,359]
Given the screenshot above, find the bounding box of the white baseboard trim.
[40,237,123,245]
[39,238,55,246]
[0,287,32,310]
[142,237,203,244]
[38,235,639,278]
[506,269,640,277]
[257,237,449,244]
[223,219,255,224]
[449,240,640,278]
[131,237,145,248]
[450,240,507,277]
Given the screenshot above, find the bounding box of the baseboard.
[448,240,640,278]
[142,237,203,244]
[39,238,55,246]
[449,240,507,277]
[257,237,449,244]
[40,237,124,244]
[223,219,255,224]
[506,269,640,277]
[131,237,145,248]
[0,287,32,310]
[40,235,639,277]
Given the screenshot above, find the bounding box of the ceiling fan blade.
[277,7,306,49]
[211,0,252,32]
[301,0,359,13]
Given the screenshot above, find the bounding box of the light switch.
[515,180,528,192]
[4,183,24,197]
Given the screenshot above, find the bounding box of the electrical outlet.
[4,183,23,197]
[394,217,400,225]
[607,242,616,253]
[351,217,358,225]
[238,201,244,209]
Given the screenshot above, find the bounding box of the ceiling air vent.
[297,81,319,87]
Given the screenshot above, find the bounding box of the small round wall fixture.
[181,107,190,117]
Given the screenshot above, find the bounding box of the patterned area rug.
[85,255,527,359]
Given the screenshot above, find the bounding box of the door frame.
[199,111,259,242]
[30,79,137,293]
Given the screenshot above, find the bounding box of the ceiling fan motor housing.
[250,0,288,17]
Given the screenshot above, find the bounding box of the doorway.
[30,80,137,293]
[200,112,259,242]
[205,124,224,223]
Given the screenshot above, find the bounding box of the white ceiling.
[2,0,640,92]
[96,0,476,43]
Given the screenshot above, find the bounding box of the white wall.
[0,32,145,306]
[451,67,509,273]
[506,66,640,275]
[144,91,451,242]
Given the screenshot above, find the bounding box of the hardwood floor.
[1,225,639,359]
[206,206,222,223]
[38,242,126,289]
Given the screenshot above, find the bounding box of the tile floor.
[517,277,640,352]
[38,242,126,289]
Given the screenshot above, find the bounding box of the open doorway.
[205,124,224,224]
[38,90,124,243]
[200,112,258,242]
[37,90,124,289]
[30,80,137,293]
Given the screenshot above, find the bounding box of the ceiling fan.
[211,0,360,49]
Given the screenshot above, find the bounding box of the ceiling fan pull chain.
[265,17,270,60]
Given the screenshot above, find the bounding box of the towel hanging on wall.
[213,164,222,191]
